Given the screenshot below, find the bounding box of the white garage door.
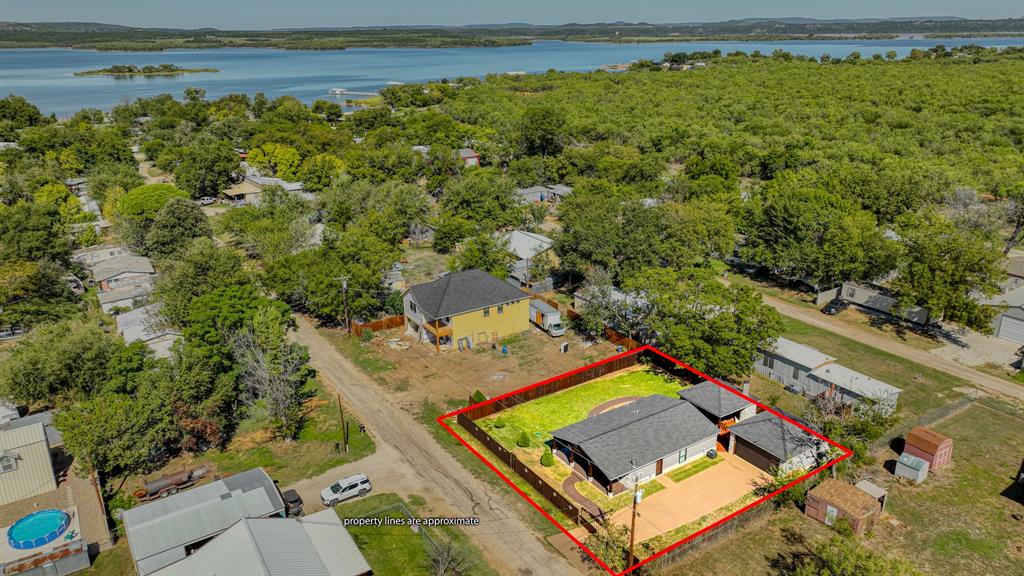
[998,315,1024,343]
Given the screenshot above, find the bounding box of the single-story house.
[0,423,57,506]
[148,509,372,576]
[828,282,931,326]
[806,364,902,416]
[90,255,155,293]
[403,269,530,352]
[223,179,263,205]
[122,467,286,576]
[98,283,154,313]
[4,410,64,448]
[755,337,836,392]
[727,410,822,473]
[499,230,556,293]
[64,178,87,195]
[977,259,1024,342]
[72,245,131,267]
[677,380,757,449]
[551,395,718,495]
[115,303,181,359]
[804,479,881,536]
[457,148,480,167]
[514,184,572,205]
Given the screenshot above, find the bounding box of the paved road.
[763,295,1024,401]
[289,316,580,576]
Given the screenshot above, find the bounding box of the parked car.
[320,473,372,507]
[282,488,304,517]
[821,298,849,316]
[197,196,216,206]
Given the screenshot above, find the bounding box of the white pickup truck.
[530,299,566,337]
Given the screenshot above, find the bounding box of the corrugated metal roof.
[5,411,63,447]
[809,364,901,399]
[0,422,47,451]
[91,255,154,281]
[150,510,370,576]
[123,468,285,576]
[99,283,154,305]
[499,230,553,260]
[766,337,835,370]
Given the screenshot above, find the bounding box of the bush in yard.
[471,390,487,404]
[359,329,374,342]
[516,431,530,448]
[541,447,554,467]
[492,419,506,429]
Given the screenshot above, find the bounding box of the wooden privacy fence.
[457,413,600,533]
[352,315,404,337]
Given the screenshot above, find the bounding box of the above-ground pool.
[7,509,70,550]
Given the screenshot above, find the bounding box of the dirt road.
[290,316,580,576]
[764,296,1024,401]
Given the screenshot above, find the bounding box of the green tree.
[298,153,345,192]
[116,183,190,251]
[517,104,567,158]
[892,209,1005,330]
[662,200,736,268]
[173,139,240,198]
[231,305,313,438]
[0,94,44,129]
[248,142,302,180]
[145,196,212,258]
[625,267,783,378]
[440,170,520,229]
[432,214,475,254]
[448,233,514,278]
[0,320,119,404]
[154,238,251,326]
[184,284,291,372]
[0,202,70,264]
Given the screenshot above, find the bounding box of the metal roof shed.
[854,479,888,511]
[895,453,929,484]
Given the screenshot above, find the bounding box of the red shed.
[804,479,881,536]
[904,426,952,471]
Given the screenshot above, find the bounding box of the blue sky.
[1,0,1021,29]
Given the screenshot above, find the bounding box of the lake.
[2,37,1022,116]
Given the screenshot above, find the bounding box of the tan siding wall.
[0,440,57,505]
[450,298,530,346]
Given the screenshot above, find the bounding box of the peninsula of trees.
[74,64,218,76]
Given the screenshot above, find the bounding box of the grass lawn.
[642,492,760,556]
[80,541,134,576]
[575,477,665,513]
[401,245,449,286]
[746,373,814,415]
[419,400,570,537]
[476,368,681,450]
[335,492,496,576]
[881,402,1024,576]
[320,330,396,376]
[780,316,968,419]
[202,380,375,486]
[667,454,723,483]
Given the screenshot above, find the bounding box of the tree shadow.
[765,527,816,575]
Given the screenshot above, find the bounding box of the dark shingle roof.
[728,410,817,462]
[407,269,527,318]
[551,395,718,481]
[677,380,753,418]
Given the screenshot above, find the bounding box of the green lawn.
[334,492,496,576]
[575,476,666,513]
[779,316,968,419]
[476,368,682,449]
[746,373,814,415]
[667,454,723,483]
[882,402,1024,576]
[80,542,134,576]
[320,330,396,375]
[203,381,375,486]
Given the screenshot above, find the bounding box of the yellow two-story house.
[403,269,530,352]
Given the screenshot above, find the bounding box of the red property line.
[438,345,853,576]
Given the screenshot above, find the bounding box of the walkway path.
[560,475,602,518]
[289,316,580,576]
[587,396,642,418]
[762,295,1024,402]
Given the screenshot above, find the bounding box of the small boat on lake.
[328,87,347,95]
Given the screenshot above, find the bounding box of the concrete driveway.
[608,453,766,542]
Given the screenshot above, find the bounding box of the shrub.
[516,431,530,448]
[492,419,506,429]
[541,447,554,467]
[359,329,374,342]
[470,390,487,404]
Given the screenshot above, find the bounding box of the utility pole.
[336,394,349,453]
[627,459,642,568]
[335,275,351,334]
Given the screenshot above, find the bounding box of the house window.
[792,366,800,379]
[765,356,775,370]
[497,304,504,314]
[0,456,16,474]
[410,301,417,313]
[483,307,490,317]
[677,447,688,464]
